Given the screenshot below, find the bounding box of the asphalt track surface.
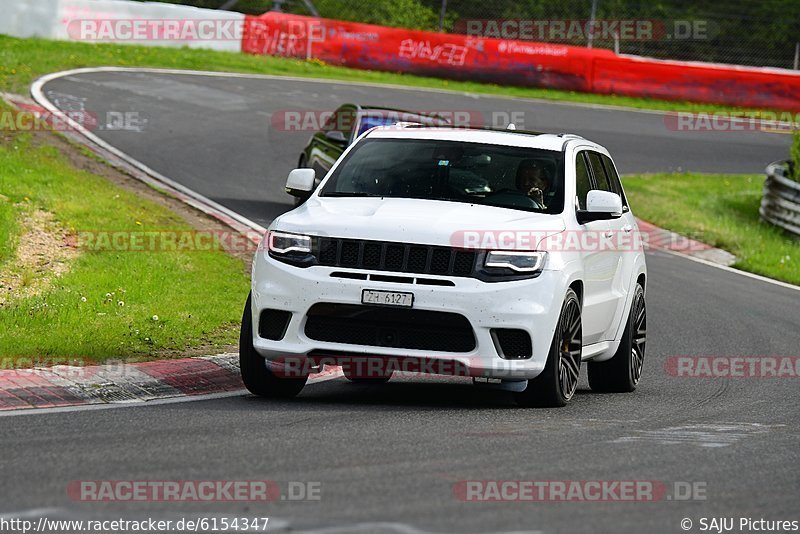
[1,71,798,533]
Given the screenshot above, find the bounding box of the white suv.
[240,126,647,407]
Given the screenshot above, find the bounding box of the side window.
[323,105,356,141]
[575,152,592,210]
[601,154,629,208]
[587,152,612,192]
[321,108,337,132]
[336,106,356,141]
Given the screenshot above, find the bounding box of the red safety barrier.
[242,12,612,92]
[592,55,800,111]
[242,12,800,111]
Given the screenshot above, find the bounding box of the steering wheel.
[482,188,541,209]
[483,188,529,198]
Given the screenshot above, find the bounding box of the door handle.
[604,231,614,239]
[622,224,633,233]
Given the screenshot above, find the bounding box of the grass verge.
[623,173,800,285]
[0,34,783,115]
[0,103,250,363]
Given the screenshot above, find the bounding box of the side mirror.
[285,168,315,197]
[576,190,623,224]
[324,130,347,144]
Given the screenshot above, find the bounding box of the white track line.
[0,389,248,418]
[31,69,266,234]
[31,68,800,294]
[658,248,800,292]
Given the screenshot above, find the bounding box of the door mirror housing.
[576,190,623,224]
[285,168,316,197]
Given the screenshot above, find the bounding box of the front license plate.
[362,289,414,308]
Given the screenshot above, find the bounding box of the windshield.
[319,138,565,213]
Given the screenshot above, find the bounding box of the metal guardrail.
[761,160,800,237]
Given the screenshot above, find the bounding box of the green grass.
[0,34,785,115]
[0,123,250,363]
[623,173,800,285]
[0,193,17,268]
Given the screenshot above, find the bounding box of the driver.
[516,159,549,209]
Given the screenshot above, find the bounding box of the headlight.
[266,231,315,267]
[268,231,311,255]
[485,251,547,273]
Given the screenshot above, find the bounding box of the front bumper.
[250,252,567,380]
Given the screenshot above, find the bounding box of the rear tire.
[239,293,307,398]
[588,284,646,393]
[514,288,582,408]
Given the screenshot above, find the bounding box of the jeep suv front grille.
[315,238,476,277]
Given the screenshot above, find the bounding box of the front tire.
[514,288,582,408]
[239,293,307,398]
[587,283,646,393]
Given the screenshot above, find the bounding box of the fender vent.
[493,329,532,360]
[258,309,292,340]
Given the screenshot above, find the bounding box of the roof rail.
[453,124,545,136]
[375,123,546,136]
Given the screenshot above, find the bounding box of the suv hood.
[272,197,566,249]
